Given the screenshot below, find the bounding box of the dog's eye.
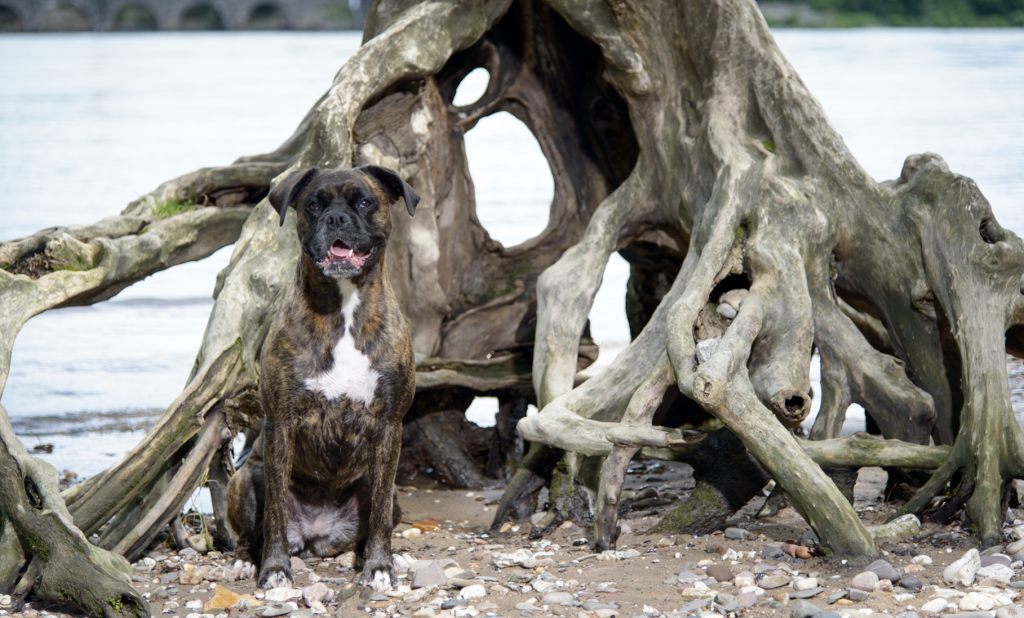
[359,199,371,208]
[307,202,319,213]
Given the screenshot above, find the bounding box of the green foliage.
[109,597,124,613]
[152,197,196,219]
[762,140,776,152]
[759,0,1024,26]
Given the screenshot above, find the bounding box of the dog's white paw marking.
[263,571,293,590]
[370,570,392,593]
[232,560,256,580]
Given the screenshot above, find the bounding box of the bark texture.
[0,0,1021,601]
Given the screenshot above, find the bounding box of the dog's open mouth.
[320,240,376,270]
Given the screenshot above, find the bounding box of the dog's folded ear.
[269,167,320,226]
[361,165,421,217]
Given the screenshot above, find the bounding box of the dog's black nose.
[323,211,350,228]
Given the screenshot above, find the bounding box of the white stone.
[264,588,302,603]
[695,338,721,364]
[793,578,818,591]
[739,586,765,596]
[942,548,980,586]
[959,592,1000,611]
[1011,524,1024,540]
[1006,539,1024,555]
[735,573,756,588]
[919,598,948,614]
[976,564,1015,583]
[867,514,921,541]
[491,548,535,569]
[459,585,486,600]
[402,528,422,539]
[912,555,933,565]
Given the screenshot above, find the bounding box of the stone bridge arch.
[164,0,231,29]
[0,0,30,31]
[0,0,368,31]
[36,0,97,30]
[105,0,161,30]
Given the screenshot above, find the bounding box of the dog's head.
[268,165,419,279]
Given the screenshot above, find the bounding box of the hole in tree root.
[710,272,752,304]
[464,112,554,248]
[784,395,805,414]
[453,68,490,107]
[24,477,42,510]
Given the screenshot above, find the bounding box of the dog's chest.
[303,283,381,406]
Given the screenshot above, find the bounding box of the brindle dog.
[226,165,419,592]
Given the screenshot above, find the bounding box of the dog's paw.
[358,563,395,592]
[232,560,256,581]
[257,566,294,590]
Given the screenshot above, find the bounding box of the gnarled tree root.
[0,404,148,617]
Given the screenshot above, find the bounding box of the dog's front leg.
[359,422,400,592]
[258,419,294,589]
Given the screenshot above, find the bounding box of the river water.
[1,29,1023,483]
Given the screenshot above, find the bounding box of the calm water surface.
[1,30,1022,478]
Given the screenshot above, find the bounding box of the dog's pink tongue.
[330,241,351,258]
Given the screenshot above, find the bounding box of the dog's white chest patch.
[304,283,380,406]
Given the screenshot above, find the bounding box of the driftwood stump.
[1,0,1023,607]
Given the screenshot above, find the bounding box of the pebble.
[724,528,750,540]
[848,589,871,602]
[679,571,703,583]
[867,514,921,541]
[459,585,486,600]
[264,588,302,603]
[976,564,1014,583]
[791,588,826,599]
[542,591,574,605]
[896,613,921,618]
[791,600,823,618]
[850,571,879,592]
[717,303,738,319]
[411,562,448,589]
[794,578,819,591]
[980,555,1011,567]
[205,585,244,611]
[261,602,298,617]
[696,338,720,364]
[1006,539,1024,555]
[715,592,738,612]
[913,555,934,566]
[920,598,949,614]
[899,576,923,590]
[706,565,734,582]
[761,575,792,589]
[738,593,758,608]
[943,549,981,587]
[865,560,900,582]
[300,583,334,607]
[735,572,756,587]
